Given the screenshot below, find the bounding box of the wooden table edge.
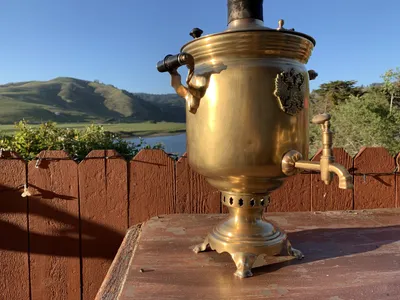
[95,224,143,300]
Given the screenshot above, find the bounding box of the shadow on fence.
[0,146,399,300]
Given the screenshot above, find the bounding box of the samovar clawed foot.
[191,193,308,278]
[230,252,257,278]
[285,240,304,260]
[192,237,210,253]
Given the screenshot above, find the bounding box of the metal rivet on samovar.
[156,0,354,278]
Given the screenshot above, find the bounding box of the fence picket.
[78,150,127,300]
[175,153,220,214]
[129,149,175,225]
[28,151,80,300]
[353,147,396,209]
[0,151,30,300]
[269,173,311,212]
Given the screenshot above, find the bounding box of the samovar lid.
[181,0,316,50]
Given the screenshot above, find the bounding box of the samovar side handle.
[156,53,203,114]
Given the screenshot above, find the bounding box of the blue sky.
[0,0,399,94]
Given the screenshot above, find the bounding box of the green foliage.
[314,80,364,106]
[380,67,400,114]
[310,91,400,157]
[0,121,164,161]
[0,122,186,136]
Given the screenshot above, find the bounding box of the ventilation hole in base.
[223,196,226,202]
[238,199,244,206]
[250,199,255,207]
[229,197,234,205]
[260,199,265,206]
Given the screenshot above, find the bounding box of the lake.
[127,133,187,156]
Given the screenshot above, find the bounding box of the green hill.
[0,77,186,124]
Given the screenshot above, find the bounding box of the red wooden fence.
[0,147,398,300]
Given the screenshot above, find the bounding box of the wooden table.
[96,209,400,300]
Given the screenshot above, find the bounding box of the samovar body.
[183,32,311,193]
[157,0,353,278]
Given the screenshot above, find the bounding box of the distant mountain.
[0,77,186,124]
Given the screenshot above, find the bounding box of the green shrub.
[0,120,164,161]
[309,92,400,157]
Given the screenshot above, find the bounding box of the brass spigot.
[282,114,354,190]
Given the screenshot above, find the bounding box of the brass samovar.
[157,0,353,278]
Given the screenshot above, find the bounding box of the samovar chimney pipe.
[227,0,264,25]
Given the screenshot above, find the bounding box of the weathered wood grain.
[354,147,396,209]
[95,224,141,300]
[78,150,128,300]
[28,151,80,300]
[129,150,175,225]
[269,173,311,212]
[116,210,400,300]
[175,153,220,214]
[0,151,30,300]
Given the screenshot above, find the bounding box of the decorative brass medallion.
[274,68,305,116]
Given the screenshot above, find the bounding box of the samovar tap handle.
[311,113,334,184]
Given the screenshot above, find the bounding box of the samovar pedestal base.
[193,193,304,278]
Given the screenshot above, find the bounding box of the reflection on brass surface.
[157,0,353,278]
[274,68,305,116]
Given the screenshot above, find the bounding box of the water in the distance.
[127,133,187,156]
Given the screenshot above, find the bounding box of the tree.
[314,80,364,106]
[327,92,400,156]
[381,67,400,115]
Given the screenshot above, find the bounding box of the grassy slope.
[0,77,186,124]
[0,122,186,137]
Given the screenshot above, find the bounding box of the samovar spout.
[282,113,354,190]
[329,163,354,189]
[291,161,353,190]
